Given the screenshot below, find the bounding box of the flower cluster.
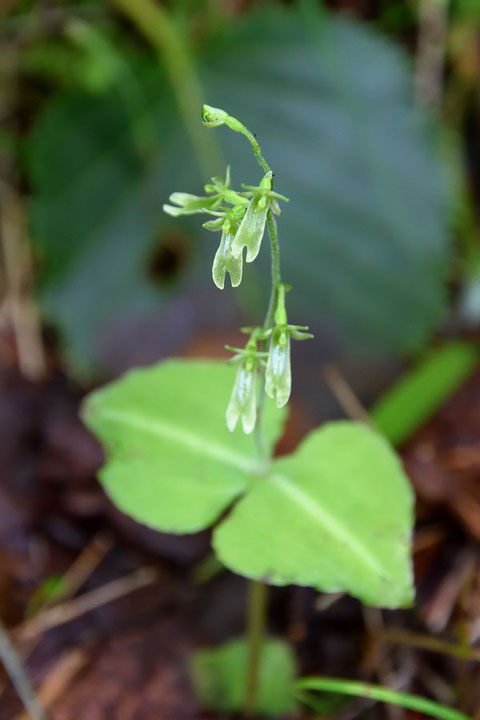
[163,105,312,434]
[163,167,287,290]
[224,299,312,433]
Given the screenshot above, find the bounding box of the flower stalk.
[163,104,312,713]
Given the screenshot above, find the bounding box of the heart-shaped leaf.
[82,360,285,533]
[214,421,414,607]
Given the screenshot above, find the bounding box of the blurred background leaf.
[25,3,451,377]
[201,6,450,353]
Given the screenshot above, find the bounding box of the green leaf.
[26,56,197,377]
[371,342,479,447]
[82,359,285,533]
[201,5,450,353]
[190,637,296,715]
[214,422,414,608]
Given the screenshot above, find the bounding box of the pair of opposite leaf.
[163,168,286,290]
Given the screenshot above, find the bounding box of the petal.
[212,234,227,290]
[245,202,268,263]
[265,340,276,400]
[236,366,253,409]
[225,234,243,288]
[231,198,268,263]
[275,335,291,408]
[231,199,255,259]
[203,217,225,231]
[226,375,241,432]
[169,193,217,214]
[241,370,257,434]
[265,334,292,408]
[169,192,202,205]
[163,204,184,217]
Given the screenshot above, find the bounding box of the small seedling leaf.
[190,637,296,715]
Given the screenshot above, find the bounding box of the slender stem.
[254,212,282,461]
[232,115,283,718]
[237,126,271,176]
[295,677,471,720]
[266,211,282,311]
[245,580,268,716]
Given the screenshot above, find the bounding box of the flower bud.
[201,104,228,127]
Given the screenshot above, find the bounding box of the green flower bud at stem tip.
[202,104,245,134]
[201,104,228,127]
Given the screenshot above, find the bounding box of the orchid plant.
[83,105,415,716]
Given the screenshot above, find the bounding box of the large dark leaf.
[27,7,450,375]
[27,65,203,376]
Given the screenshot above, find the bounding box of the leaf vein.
[270,473,383,575]
[96,407,258,473]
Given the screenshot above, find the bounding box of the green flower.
[265,327,291,408]
[265,286,312,408]
[231,172,287,263]
[206,207,245,289]
[204,167,248,208]
[226,362,257,434]
[163,167,246,218]
[226,333,266,433]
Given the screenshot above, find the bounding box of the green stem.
[235,114,283,718]
[237,125,271,176]
[110,0,223,177]
[245,580,268,716]
[296,677,472,720]
[254,212,282,462]
[266,211,282,321]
